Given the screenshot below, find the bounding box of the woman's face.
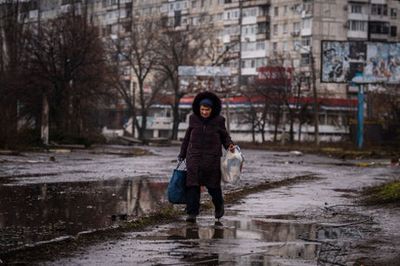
[200,105,212,118]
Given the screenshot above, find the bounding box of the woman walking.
[178,91,235,223]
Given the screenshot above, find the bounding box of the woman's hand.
[228,144,236,152]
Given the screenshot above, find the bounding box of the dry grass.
[361,180,400,205]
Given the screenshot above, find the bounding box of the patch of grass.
[124,207,182,230]
[361,181,400,205]
[236,141,400,160]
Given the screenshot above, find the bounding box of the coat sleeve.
[178,125,192,159]
[219,116,234,150]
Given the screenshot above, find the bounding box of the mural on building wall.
[321,41,350,83]
[321,41,400,84]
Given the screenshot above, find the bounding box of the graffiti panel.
[321,41,400,84]
[321,41,350,83]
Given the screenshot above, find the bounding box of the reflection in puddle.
[162,217,350,265]
[0,178,168,252]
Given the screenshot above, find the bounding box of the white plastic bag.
[221,145,244,184]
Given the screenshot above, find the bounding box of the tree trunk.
[289,117,294,143]
[138,108,147,141]
[41,94,49,145]
[252,125,256,143]
[261,125,266,143]
[298,123,303,142]
[273,109,280,142]
[171,99,180,140]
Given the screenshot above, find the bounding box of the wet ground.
[0,145,399,265]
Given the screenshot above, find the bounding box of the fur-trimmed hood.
[192,91,222,119]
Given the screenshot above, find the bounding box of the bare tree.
[0,1,31,148]
[113,16,160,141]
[23,10,112,144]
[238,88,270,143]
[368,85,400,146]
[155,23,212,140]
[251,73,286,142]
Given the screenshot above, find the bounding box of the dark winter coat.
[179,91,233,188]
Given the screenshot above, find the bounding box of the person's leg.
[186,186,201,222]
[207,186,224,219]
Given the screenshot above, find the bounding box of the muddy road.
[0,145,399,265]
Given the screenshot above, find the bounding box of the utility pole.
[295,43,319,146]
[238,0,242,87]
[37,0,49,146]
[309,50,319,146]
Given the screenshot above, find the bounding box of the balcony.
[291,30,300,37]
[242,16,256,25]
[348,13,369,21]
[347,30,368,40]
[242,0,270,7]
[256,32,269,40]
[369,33,389,40]
[368,21,390,40]
[224,1,239,9]
[256,15,269,23]
[370,14,389,22]
[224,18,240,26]
[301,27,312,36]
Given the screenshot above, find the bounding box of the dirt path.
[48,161,400,265]
[0,146,399,265]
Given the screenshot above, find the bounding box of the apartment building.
[2,0,398,142]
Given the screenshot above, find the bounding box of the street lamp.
[295,43,319,146]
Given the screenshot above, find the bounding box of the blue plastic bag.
[167,161,187,204]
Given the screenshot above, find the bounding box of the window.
[242,25,257,35]
[273,24,278,35]
[225,9,240,20]
[301,36,311,46]
[259,5,269,16]
[351,4,362,14]
[174,11,181,27]
[256,41,265,50]
[303,18,311,29]
[283,22,288,34]
[304,2,313,15]
[283,41,288,51]
[391,8,397,18]
[300,53,310,66]
[274,6,279,16]
[255,58,267,68]
[369,22,389,34]
[292,4,301,14]
[349,20,367,31]
[272,42,278,51]
[242,42,251,51]
[243,7,257,17]
[258,22,267,34]
[283,5,288,15]
[293,22,300,32]
[391,26,397,37]
[371,4,388,16]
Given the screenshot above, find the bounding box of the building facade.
[2,0,399,142]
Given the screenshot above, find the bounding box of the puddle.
[124,216,354,265]
[0,177,168,253]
